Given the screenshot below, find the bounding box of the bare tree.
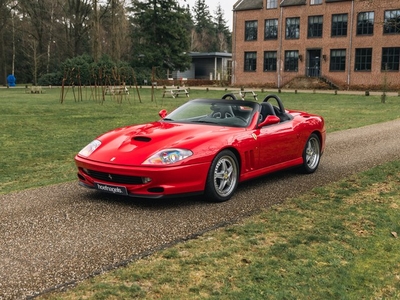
[62,0,92,57]
[92,0,101,62]
[109,0,130,61]
[0,0,10,83]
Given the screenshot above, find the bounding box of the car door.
[256,120,300,169]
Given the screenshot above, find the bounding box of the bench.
[105,86,129,95]
[234,90,258,101]
[162,88,189,98]
[30,86,44,94]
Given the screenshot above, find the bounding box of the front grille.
[84,169,143,185]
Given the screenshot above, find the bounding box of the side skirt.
[239,157,303,183]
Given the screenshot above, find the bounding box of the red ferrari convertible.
[75,94,325,202]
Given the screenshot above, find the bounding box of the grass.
[0,87,194,193]
[39,161,400,300]
[1,86,399,194]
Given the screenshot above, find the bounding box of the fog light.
[142,177,152,184]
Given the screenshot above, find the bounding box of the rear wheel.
[205,150,239,202]
[301,133,321,173]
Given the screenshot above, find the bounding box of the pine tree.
[130,0,191,75]
[213,4,231,52]
[190,0,231,52]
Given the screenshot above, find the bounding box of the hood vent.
[133,136,151,142]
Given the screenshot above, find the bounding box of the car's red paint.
[75,96,325,201]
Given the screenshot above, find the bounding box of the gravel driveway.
[1,119,400,300]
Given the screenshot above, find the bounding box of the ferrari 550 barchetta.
[75,94,325,202]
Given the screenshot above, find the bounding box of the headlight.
[143,149,193,165]
[78,140,101,157]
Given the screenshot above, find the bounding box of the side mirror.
[159,109,168,119]
[258,115,280,128]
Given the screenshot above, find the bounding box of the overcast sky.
[179,0,236,30]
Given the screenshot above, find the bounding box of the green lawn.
[1,86,399,194]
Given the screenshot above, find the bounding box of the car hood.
[84,121,243,166]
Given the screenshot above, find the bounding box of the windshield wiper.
[195,120,218,124]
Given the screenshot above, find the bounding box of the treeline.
[0,0,231,86]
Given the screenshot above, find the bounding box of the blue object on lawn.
[7,74,16,87]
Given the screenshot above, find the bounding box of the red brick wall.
[232,0,400,90]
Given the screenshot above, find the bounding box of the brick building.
[232,0,400,90]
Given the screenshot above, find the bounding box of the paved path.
[1,119,400,299]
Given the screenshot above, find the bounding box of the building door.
[307,50,321,77]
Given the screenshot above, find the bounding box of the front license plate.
[94,182,128,196]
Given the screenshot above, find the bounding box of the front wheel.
[205,150,239,202]
[300,133,321,174]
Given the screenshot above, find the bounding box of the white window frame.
[267,0,278,9]
[310,0,322,5]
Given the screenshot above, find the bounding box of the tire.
[300,133,321,174]
[205,150,239,202]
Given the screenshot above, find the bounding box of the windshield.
[164,99,258,128]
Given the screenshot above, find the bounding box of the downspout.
[347,0,355,89]
[215,56,218,81]
[278,2,284,88]
[232,8,236,85]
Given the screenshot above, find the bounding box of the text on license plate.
[94,182,128,195]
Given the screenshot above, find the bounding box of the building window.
[357,12,374,35]
[264,51,277,71]
[310,0,322,4]
[244,52,257,71]
[286,18,300,39]
[308,16,323,38]
[332,14,348,37]
[245,21,258,41]
[265,19,278,40]
[330,49,346,71]
[284,50,298,71]
[382,47,400,71]
[355,48,372,71]
[384,9,400,34]
[267,0,278,9]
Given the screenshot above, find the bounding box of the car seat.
[259,102,276,123]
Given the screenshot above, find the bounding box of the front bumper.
[75,155,210,198]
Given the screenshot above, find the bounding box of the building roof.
[233,0,353,10]
[189,52,232,58]
[281,0,306,7]
[233,0,263,11]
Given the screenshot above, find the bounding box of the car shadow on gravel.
[82,189,210,208]
[80,167,301,209]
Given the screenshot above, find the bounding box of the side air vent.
[244,150,255,172]
[133,136,151,142]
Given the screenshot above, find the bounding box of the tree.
[61,0,92,57]
[18,0,66,83]
[92,0,101,62]
[190,0,231,52]
[100,0,131,62]
[191,0,214,52]
[213,4,231,52]
[0,0,231,85]
[192,0,212,31]
[0,0,13,84]
[130,0,191,76]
